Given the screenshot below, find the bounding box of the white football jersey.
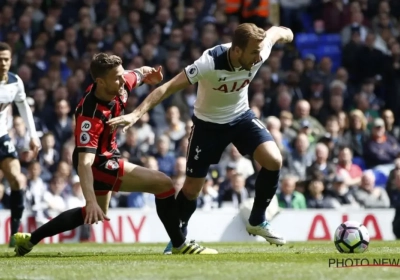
[184,37,273,124]
[0,72,27,137]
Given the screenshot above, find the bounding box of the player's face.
[102,65,126,96]
[0,50,12,76]
[239,39,263,71]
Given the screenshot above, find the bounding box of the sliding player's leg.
[14,159,120,257]
[15,191,113,256]
[116,160,217,254]
[14,204,93,256]
[233,112,285,246]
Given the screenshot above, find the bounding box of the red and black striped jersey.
[72,71,139,167]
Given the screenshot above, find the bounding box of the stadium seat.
[295,33,319,49]
[352,157,366,170]
[318,34,342,46]
[317,45,341,56]
[373,169,388,187]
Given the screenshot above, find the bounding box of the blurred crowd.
[0,0,400,223]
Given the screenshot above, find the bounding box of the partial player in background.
[13,53,217,256]
[0,42,41,247]
[108,23,294,254]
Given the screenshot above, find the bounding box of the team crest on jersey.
[79,132,90,144]
[105,160,119,170]
[187,65,198,78]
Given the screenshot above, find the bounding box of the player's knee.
[182,187,200,200]
[267,150,282,170]
[182,180,204,200]
[8,173,25,191]
[256,143,282,171]
[155,173,174,193]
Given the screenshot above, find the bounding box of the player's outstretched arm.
[266,26,294,45]
[107,71,189,132]
[78,152,110,224]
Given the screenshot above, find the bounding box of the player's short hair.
[232,23,266,51]
[90,53,122,80]
[0,42,11,52]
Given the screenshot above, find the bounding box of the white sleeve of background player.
[261,37,274,62]
[14,75,38,139]
[183,51,214,84]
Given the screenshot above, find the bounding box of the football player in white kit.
[0,42,40,247]
[108,23,293,254]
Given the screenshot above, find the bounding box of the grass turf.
[1,241,400,280]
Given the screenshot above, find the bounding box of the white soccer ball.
[334,220,370,253]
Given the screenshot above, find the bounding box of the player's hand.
[143,66,163,85]
[29,138,41,158]
[84,201,110,224]
[107,111,140,133]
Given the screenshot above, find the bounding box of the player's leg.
[233,112,285,245]
[14,205,89,256]
[14,191,112,256]
[117,160,217,254]
[0,135,25,247]
[164,121,228,254]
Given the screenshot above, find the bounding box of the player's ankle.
[174,240,186,249]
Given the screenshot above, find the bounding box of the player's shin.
[248,168,280,226]
[10,190,25,235]
[155,190,186,248]
[176,190,197,229]
[29,207,86,245]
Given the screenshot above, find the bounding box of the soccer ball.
[334,220,370,253]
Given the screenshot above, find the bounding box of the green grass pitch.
[1,241,400,280]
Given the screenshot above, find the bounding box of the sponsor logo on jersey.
[212,79,250,93]
[81,120,91,132]
[80,132,90,144]
[105,160,119,170]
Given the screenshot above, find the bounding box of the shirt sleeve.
[75,115,104,154]
[261,36,274,62]
[123,70,141,91]
[14,75,38,139]
[184,51,214,84]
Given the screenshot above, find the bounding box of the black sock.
[30,207,85,245]
[10,190,25,235]
[249,168,280,226]
[176,190,197,227]
[155,195,186,248]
